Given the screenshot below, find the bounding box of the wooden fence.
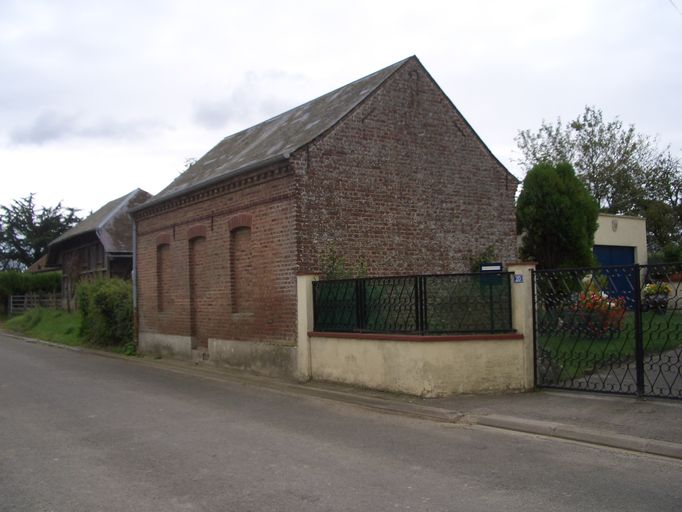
[8,293,63,316]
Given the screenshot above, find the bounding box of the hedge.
[76,278,133,346]
[0,271,61,296]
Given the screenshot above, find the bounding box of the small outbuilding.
[132,56,519,377]
[47,188,151,307]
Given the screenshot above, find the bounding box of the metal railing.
[313,272,513,335]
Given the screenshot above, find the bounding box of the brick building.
[47,188,151,308]
[132,56,518,375]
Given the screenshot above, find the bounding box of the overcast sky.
[1,0,681,215]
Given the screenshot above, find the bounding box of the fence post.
[633,264,644,396]
[421,276,428,334]
[507,262,537,390]
[355,279,367,331]
[414,276,422,334]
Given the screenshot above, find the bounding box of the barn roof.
[49,188,151,253]
[142,57,412,208]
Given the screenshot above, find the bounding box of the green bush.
[76,278,133,347]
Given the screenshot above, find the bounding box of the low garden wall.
[297,263,536,397]
[308,332,525,397]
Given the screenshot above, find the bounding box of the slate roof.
[50,189,151,253]
[145,57,412,207]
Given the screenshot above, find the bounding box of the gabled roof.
[50,188,151,253]
[143,57,412,208]
[27,253,58,274]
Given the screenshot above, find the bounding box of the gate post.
[296,273,319,382]
[507,262,537,390]
[633,264,644,396]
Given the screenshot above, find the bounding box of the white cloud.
[0,0,680,213]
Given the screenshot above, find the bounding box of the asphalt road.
[1,334,681,512]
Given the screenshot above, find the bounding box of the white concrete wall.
[309,334,526,397]
[138,332,192,358]
[208,338,295,377]
[594,214,647,265]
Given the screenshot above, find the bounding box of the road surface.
[1,334,680,511]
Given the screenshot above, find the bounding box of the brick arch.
[155,233,171,246]
[186,224,208,240]
[227,213,253,232]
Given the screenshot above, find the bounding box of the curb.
[127,357,468,424]
[1,331,85,352]
[3,331,681,460]
[471,414,682,460]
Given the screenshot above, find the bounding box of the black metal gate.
[533,264,682,399]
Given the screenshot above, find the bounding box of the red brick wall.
[135,167,297,346]
[293,59,518,276]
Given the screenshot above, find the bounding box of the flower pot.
[643,294,668,314]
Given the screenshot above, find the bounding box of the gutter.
[132,218,139,344]
[130,154,289,215]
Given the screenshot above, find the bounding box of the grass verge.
[3,308,83,346]
[1,308,136,355]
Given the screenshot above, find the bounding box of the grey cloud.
[193,98,249,129]
[9,111,78,144]
[9,110,165,145]
[192,71,306,130]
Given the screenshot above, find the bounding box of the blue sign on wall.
[513,274,524,284]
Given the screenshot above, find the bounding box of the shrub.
[517,162,599,269]
[468,245,498,273]
[76,278,133,346]
[0,271,61,295]
[319,245,367,280]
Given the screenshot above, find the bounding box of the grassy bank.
[2,308,136,355]
[4,308,83,346]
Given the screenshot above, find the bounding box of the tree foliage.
[0,194,81,270]
[516,106,682,251]
[517,162,599,269]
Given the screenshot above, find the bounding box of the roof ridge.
[283,56,413,158]
[143,56,415,208]
[216,56,413,144]
[49,189,144,247]
[95,188,142,236]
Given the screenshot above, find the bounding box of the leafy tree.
[0,194,81,271]
[516,106,682,251]
[517,162,599,269]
